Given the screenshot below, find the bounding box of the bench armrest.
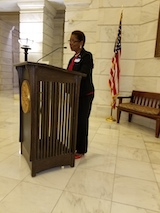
[117,96,132,104]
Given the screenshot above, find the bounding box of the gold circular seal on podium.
[21,80,31,113]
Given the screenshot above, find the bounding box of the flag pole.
[106,97,116,122]
[106,10,123,122]
[106,106,116,122]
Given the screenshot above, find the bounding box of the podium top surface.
[15,61,86,77]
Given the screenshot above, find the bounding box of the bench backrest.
[131,90,160,109]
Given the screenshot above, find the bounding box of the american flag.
[109,12,123,109]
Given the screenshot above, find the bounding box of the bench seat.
[117,90,160,138]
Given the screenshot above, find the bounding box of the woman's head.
[69,30,86,53]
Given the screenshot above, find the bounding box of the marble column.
[17,1,61,64]
[17,1,45,62]
[0,21,13,90]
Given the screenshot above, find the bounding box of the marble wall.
[0,13,19,90]
[63,0,160,129]
[0,0,65,91]
[50,10,65,67]
[12,26,19,89]
[1,0,160,129]
[18,1,46,62]
[43,1,56,65]
[18,0,64,67]
[133,0,160,128]
[0,21,12,90]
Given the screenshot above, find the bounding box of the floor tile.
[0,155,30,180]
[0,153,9,162]
[117,145,150,162]
[0,182,62,213]
[52,191,111,213]
[24,166,76,190]
[152,164,160,183]
[145,142,160,152]
[119,132,145,149]
[111,202,159,213]
[0,176,19,201]
[65,168,114,200]
[113,175,160,211]
[0,91,160,213]
[92,132,118,144]
[78,152,116,174]
[89,141,118,156]
[116,157,156,181]
[148,151,160,164]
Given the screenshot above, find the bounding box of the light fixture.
[18,38,34,61]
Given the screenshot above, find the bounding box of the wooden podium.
[15,62,85,177]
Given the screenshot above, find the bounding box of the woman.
[67,30,94,159]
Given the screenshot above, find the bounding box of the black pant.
[76,94,94,154]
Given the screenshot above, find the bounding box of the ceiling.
[0,0,65,12]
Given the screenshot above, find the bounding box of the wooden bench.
[117,90,160,138]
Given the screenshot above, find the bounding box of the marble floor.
[0,90,160,213]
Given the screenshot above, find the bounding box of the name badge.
[74,58,81,63]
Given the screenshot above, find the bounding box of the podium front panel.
[16,62,84,176]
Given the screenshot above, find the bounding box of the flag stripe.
[109,12,122,109]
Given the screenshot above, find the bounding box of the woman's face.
[69,34,83,53]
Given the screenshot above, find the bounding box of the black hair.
[72,30,86,47]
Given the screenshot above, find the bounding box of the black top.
[67,48,94,97]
